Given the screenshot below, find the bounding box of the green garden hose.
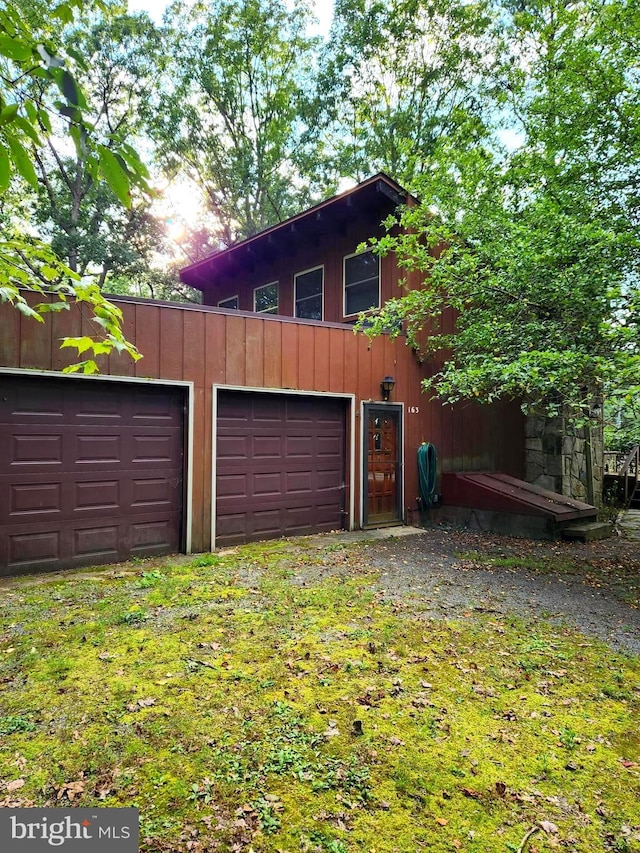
[418,442,437,509]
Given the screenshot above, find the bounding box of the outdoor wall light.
[380,376,396,401]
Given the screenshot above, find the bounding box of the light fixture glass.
[381,375,395,401]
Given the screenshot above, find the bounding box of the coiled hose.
[417,442,437,509]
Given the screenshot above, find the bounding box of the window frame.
[343,250,381,319]
[294,265,324,321]
[253,281,279,315]
[218,295,239,310]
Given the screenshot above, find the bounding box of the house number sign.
[408,406,420,413]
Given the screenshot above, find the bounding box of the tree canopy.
[359,0,640,422]
[0,0,150,371]
[153,0,332,246]
[1,0,639,427]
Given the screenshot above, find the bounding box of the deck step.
[561,522,612,542]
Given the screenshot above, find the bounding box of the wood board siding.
[1,298,525,554]
[199,216,400,324]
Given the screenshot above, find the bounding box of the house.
[0,173,527,577]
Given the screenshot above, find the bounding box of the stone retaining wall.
[525,413,603,506]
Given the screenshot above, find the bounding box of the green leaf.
[0,104,19,125]
[37,109,52,134]
[63,360,100,375]
[60,336,96,355]
[0,145,10,193]
[97,145,131,207]
[12,116,40,144]
[60,70,87,109]
[6,136,38,189]
[51,3,75,24]
[35,301,70,313]
[40,265,62,282]
[0,35,32,62]
[24,101,38,124]
[15,302,44,321]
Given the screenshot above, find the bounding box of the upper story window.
[294,266,323,320]
[344,251,380,317]
[254,282,278,314]
[218,295,239,310]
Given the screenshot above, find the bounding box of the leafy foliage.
[29,10,166,286]
[320,0,501,185]
[154,0,334,245]
[0,0,148,371]
[359,0,640,419]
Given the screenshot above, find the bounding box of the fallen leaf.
[6,779,25,792]
[540,820,559,834]
[436,817,449,826]
[461,787,482,800]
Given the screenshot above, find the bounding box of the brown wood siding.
[201,214,400,325]
[1,298,525,553]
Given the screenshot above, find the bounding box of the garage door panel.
[130,518,176,552]
[131,393,182,424]
[217,434,250,460]
[76,434,122,463]
[317,436,345,456]
[0,375,184,575]
[1,426,181,474]
[252,435,282,458]
[216,390,347,546]
[285,471,312,494]
[73,395,122,422]
[10,433,63,467]
[251,509,281,533]
[131,477,178,508]
[74,480,120,512]
[253,471,283,496]
[217,473,248,499]
[10,385,65,419]
[9,482,62,517]
[1,513,181,576]
[74,525,119,560]
[8,530,61,569]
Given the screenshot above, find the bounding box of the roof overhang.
[180,172,414,290]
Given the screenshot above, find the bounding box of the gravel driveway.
[304,525,640,655]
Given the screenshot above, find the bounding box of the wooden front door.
[364,405,402,525]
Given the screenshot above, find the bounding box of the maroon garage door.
[216,391,347,546]
[0,374,184,576]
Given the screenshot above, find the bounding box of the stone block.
[525,416,546,438]
[525,450,545,470]
[537,474,559,492]
[546,454,563,476]
[562,522,611,542]
[543,434,563,455]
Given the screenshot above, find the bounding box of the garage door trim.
[211,384,356,548]
[0,367,194,555]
